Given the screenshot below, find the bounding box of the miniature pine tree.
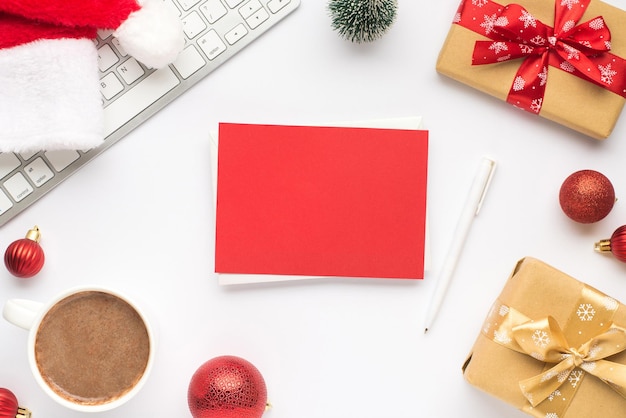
[328,0,398,43]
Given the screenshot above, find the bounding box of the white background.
[3,0,626,417]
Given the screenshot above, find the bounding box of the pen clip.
[475,159,496,216]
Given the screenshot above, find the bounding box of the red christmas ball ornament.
[595,225,626,262]
[188,356,268,418]
[559,170,615,223]
[0,388,31,418]
[4,226,45,278]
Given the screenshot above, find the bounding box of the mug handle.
[3,299,44,330]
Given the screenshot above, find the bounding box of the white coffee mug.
[3,286,154,413]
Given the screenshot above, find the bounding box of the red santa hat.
[0,0,184,152]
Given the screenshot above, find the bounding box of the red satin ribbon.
[454,0,626,114]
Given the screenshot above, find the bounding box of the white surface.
[2,1,626,417]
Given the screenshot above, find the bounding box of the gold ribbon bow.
[512,317,626,406]
[482,285,626,416]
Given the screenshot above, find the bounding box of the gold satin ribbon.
[481,285,626,416]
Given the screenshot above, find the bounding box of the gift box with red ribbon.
[463,257,626,417]
[437,0,626,139]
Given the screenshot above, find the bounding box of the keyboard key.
[198,30,227,60]
[200,0,228,23]
[45,150,81,172]
[246,8,269,29]
[4,173,33,202]
[97,44,119,71]
[100,73,125,100]
[25,158,54,187]
[117,58,146,84]
[268,0,291,13]
[19,152,37,161]
[225,24,248,45]
[239,0,262,19]
[173,45,206,79]
[112,38,128,57]
[97,29,114,40]
[182,11,207,39]
[0,190,12,215]
[225,0,245,7]
[176,0,202,11]
[0,153,21,179]
[103,67,181,137]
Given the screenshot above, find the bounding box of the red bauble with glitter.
[595,225,626,262]
[188,356,267,418]
[0,388,31,418]
[559,170,615,223]
[4,226,45,278]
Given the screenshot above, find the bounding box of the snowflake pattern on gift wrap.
[480,14,509,35]
[472,0,489,7]
[541,368,558,382]
[603,297,618,311]
[580,361,597,373]
[530,35,547,46]
[577,303,596,321]
[519,44,534,54]
[519,10,537,28]
[562,19,575,32]
[532,329,550,347]
[561,0,580,10]
[453,12,461,23]
[548,389,562,402]
[589,343,603,358]
[489,41,508,54]
[563,44,581,61]
[530,98,543,112]
[589,17,605,30]
[557,369,570,383]
[513,76,526,91]
[494,329,512,344]
[538,66,548,86]
[568,370,584,387]
[560,61,575,72]
[599,63,617,85]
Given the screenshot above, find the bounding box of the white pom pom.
[114,0,184,68]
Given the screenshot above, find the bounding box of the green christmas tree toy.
[328,0,398,43]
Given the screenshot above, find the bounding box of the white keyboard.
[0,0,300,227]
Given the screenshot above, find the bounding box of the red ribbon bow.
[465,0,623,114]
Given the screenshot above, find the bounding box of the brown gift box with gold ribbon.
[462,257,626,417]
[436,0,626,139]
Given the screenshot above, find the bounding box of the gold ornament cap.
[595,238,612,253]
[17,406,32,418]
[24,226,41,243]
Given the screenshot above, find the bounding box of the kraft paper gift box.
[436,0,626,139]
[462,257,626,417]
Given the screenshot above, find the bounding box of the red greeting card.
[214,123,428,279]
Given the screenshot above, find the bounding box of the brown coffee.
[34,291,150,406]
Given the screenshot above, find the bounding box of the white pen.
[424,156,496,333]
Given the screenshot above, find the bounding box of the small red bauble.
[595,225,626,262]
[188,356,267,418]
[559,170,615,223]
[0,388,31,418]
[4,226,45,278]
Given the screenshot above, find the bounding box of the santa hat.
[0,0,184,152]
